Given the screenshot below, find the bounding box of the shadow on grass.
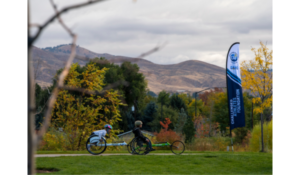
[204,156,218,158]
[36,167,59,173]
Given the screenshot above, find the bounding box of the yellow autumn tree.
[240,41,272,152]
[51,62,125,150]
[187,99,207,121]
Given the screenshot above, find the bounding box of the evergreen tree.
[125,111,135,131]
[142,101,157,131]
[174,108,187,134]
[183,116,195,143]
[35,83,53,129]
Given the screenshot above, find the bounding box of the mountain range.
[31,44,226,94]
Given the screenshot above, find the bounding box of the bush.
[38,128,68,151]
[154,130,182,150]
[233,127,249,144]
[185,136,230,151]
[249,121,272,152]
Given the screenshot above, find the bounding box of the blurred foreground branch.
[28,0,106,46]
[35,0,109,146]
[137,42,167,58]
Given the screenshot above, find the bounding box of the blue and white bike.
[86,134,127,155]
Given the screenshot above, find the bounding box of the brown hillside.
[31,45,226,94]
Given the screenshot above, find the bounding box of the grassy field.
[36,152,272,174]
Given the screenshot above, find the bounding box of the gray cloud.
[30,0,272,68]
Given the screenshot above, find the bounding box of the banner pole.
[226,42,240,152]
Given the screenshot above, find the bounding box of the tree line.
[35,42,272,148]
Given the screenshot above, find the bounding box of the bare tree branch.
[36,35,78,142]
[137,42,167,58]
[35,101,48,116]
[37,0,80,138]
[28,0,106,47]
[35,86,52,115]
[34,56,42,80]
[28,1,110,174]
[46,87,51,95]
[29,1,166,174]
[30,23,41,28]
[89,42,167,66]
[50,0,75,37]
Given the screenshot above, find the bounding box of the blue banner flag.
[226,42,245,131]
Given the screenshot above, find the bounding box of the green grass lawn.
[36,152,272,174]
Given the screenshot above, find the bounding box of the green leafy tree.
[170,95,187,112]
[148,105,178,132]
[187,99,208,119]
[178,93,193,108]
[121,61,147,119]
[212,92,253,137]
[157,90,170,106]
[153,90,172,131]
[92,58,147,130]
[125,111,135,131]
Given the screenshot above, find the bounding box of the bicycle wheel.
[131,137,149,155]
[127,140,134,154]
[171,140,185,155]
[86,137,106,155]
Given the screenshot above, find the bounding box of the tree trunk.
[252,101,254,129]
[77,132,83,151]
[161,102,163,121]
[209,100,213,137]
[260,112,264,152]
[28,2,37,174]
[134,101,137,120]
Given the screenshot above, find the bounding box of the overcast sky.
[30,0,272,68]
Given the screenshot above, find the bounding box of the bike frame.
[98,142,127,146]
[88,136,128,147]
[134,142,171,150]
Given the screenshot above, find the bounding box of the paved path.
[35,153,205,157]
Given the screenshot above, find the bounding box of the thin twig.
[35,86,52,115]
[35,100,48,115]
[34,56,42,80]
[28,0,106,47]
[46,87,51,95]
[50,0,75,37]
[137,42,167,58]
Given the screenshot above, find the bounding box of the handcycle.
[86,134,127,155]
[86,134,185,155]
[127,137,185,155]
